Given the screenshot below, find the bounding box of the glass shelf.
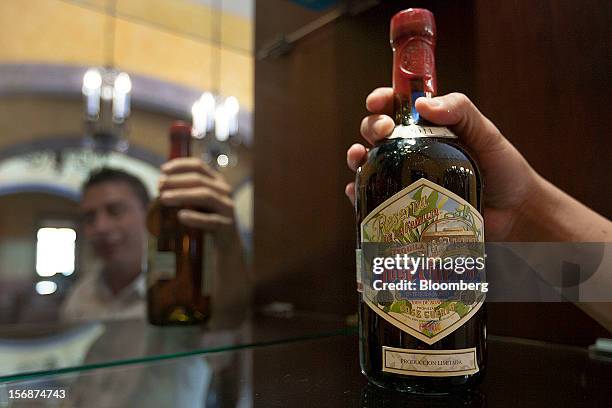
[0,312,353,383]
[0,334,610,407]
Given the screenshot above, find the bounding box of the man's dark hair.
[81,167,150,208]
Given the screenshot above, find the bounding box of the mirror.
[0,0,254,377]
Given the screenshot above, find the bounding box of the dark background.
[254,0,611,345]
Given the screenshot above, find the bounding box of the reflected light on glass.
[35,280,58,296]
[217,154,229,167]
[36,228,76,277]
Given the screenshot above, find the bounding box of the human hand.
[159,157,238,248]
[346,88,543,241]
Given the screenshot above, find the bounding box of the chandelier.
[191,92,240,168]
[21,68,132,175]
[81,67,132,153]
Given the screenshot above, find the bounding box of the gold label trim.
[360,178,480,232]
[359,178,485,344]
[364,298,483,345]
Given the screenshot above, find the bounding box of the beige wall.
[0,0,253,111]
[0,96,173,159]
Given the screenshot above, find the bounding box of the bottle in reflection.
[360,383,486,408]
[356,9,486,394]
[147,121,214,325]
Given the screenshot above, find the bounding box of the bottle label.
[388,125,457,139]
[147,236,176,285]
[360,178,485,345]
[382,346,478,377]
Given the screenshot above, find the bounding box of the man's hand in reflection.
[158,157,239,249]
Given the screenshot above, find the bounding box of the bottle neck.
[393,82,433,126]
[169,134,191,160]
[392,36,436,127]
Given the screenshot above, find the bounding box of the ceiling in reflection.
[0,149,160,200]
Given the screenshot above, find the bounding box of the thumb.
[415,93,507,155]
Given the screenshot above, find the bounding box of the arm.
[516,176,611,242]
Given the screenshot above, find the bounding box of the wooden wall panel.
[255,0,610,343]
[254,1,346,313]
[473,0,611,343]
[473,0,611,217]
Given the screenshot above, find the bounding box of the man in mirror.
[62,159,249,322]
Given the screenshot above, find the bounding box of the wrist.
[510,173,611,242]
[506,171,551,241]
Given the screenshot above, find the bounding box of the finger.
[345,182,356,206]
[161,157,217,178]
[366,87,394,115]
[347,144,368,172]
[360,114,395,145]
[159,172,231,195]
[160,187,234,216]
[415,93,507,154]
[177,209,233,231]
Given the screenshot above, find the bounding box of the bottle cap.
[390,8,435,45]
[170,121,192,138]
[168,121,192,159]
[390,8,437,97]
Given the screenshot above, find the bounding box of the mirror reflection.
[0,0,255,378]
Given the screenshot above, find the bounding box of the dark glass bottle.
[147,121,212,325]
[356,9,486,394]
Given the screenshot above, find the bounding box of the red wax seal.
[390,8,435,44]
[170,121,192,138]
[390,9,436,96]
[399,39,434,77]
[169,120,192,159]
